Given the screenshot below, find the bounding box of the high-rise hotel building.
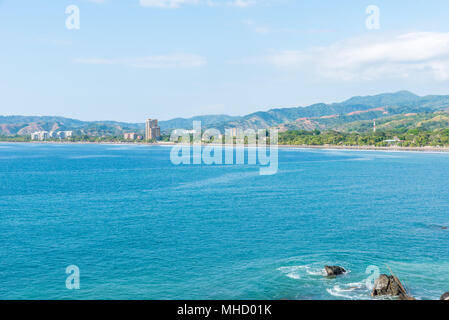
[145,119,161,141]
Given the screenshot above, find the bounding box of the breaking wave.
[326,281,371,300]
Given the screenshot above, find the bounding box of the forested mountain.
[2,91,449,136]
[0,116,143,136]
[212,91,449,132]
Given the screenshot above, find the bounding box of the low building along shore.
[31,131,73,141]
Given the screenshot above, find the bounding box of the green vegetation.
[279,128,449,147]
[159,134,171,142]
[342,111,449,133]
[2,92,449,148]
[0,135,31,142]
[67,135,133,143]
[4,129,449,148]
[0,135,171,144]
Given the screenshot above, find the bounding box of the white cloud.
[227,0,255,8]
[139,0,256,8]
[264,32,449,81]
[242,19,333,36]
[74,54,207,68]
[139,0,198,9]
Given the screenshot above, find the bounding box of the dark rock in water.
[441,292,449,300]
[324,266,346,276]
[372,274,415,300]
[372,274,401,296]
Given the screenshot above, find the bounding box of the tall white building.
[31,131,73,141]
[31,131,49,141]
[58,131,73,139]
[145,119,161,141]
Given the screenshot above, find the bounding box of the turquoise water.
[0,143,448,300]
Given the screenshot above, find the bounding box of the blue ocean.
[0,143,448,300]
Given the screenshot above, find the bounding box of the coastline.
[3,140,449,153]
[277,144,449,153]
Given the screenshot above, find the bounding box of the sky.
[1,0,449,122]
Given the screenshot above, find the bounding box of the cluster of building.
[123,118,161,141]
[31,131,73,141]
[123,132,144,140]
[30,118,161,142]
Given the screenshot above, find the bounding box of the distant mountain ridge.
[0,116,144,136]
[216,91,449,132]
[159,114,241,131]
[2,91,449,136]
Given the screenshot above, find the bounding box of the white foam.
[327,283,371,300]
[326,287,358,300]
[286,272,301,280]
[277,265,308,272]
[346,282,364,288]
[306,268,327,276]
[326,280,371,300]
[278,265,327,279]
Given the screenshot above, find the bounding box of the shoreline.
[3,140,449,153]
[278,144,449,153]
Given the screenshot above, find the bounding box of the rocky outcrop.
[372,275,402,296]
[441,292,449,300]
[372,274,415,300]
[324,266,346,277]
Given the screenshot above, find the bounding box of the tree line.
[278,128,449,147]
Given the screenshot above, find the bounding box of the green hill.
[212,91,449,131]
[2,91,449,137]
[0,116,144,137]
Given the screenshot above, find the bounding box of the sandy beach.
[3,140,449,153]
